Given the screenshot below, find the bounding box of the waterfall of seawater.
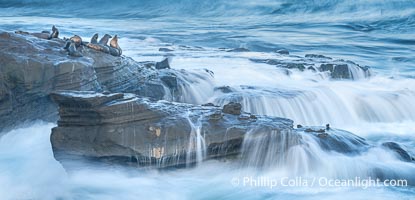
[241,129,302,169]
[185,113,207,166]
[240,128,415,183]
[213,79,415,127]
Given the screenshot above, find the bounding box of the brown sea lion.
[70,35,82,47]
[86,43,110,53]
[109,35,122,56]
[64,35,83,49]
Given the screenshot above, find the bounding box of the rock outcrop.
[382,142,414,162]
[0,32,212,131]
[50,91,414,169]
[250,54,371,80]
[50,91,294,168]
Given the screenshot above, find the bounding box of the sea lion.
[98,34,112,45]
[109,35,119,49]
[15,30,30,35]
[64,35,83,49]
[48,25,59,39]
[90,33,98,44]
[68,42,82,57]
[30,32,50,39]
[86,43,110,53]
[109,47,121,56]
[70,35,82,47]
[109,35,122,56]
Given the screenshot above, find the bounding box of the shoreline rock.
[50,91,294,168]
[0,32,212,132]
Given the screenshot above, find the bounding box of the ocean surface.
[0,0,415,199]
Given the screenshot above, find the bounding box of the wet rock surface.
[50,91,294,168]
[250,55,371,80]
[298,127,369,154]
[222,102,242,115]
[0,32,210,131]
[382,142,414,162]
[49,91,415,169]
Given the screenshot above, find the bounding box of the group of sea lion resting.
[63,32,122,57]
[15,25,122,57]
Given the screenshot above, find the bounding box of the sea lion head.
[110,35,119,48]
[70,35,82,47]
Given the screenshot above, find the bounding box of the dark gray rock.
[276,49,289,55]
[222,102,242,115]
[382,142,413,162]
[298,127,369,154]
[50,91,294,168]
[320,63,351,79]
[226,48,250,52]
[250,58,307,71]
[214,86,235,93]
[250,54,371,80]
[305,54,332,59]
[159,47,174,52]
[155,58,170,69]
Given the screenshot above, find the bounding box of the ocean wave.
[1,0,414,21]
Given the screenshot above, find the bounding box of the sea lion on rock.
[70,35,82,47]
[86,43,110,53]
[15,30,30,35]
[68,42,82,57]
[109,47,121,56]
[98,34,112,45]
[90,33,98,44]
[109,35,122,56]
[48,25,59,39]
[109,35,120,49]
[64,35,83,49]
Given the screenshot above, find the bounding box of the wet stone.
[222,102,242,115]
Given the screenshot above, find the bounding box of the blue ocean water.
[0,0,415,199]
[1,0,414,74]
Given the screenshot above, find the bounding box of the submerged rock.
[382,142,413,162]
[276,49,289,55]
[214,86,235,93]
[159,47,174,52]
[226,47,250,52]
[298,127,369,154]
[50,91,294,168]
[222,102,242,115]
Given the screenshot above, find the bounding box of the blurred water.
[0,0,415,199]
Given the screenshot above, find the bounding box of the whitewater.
[0,0,414,199]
